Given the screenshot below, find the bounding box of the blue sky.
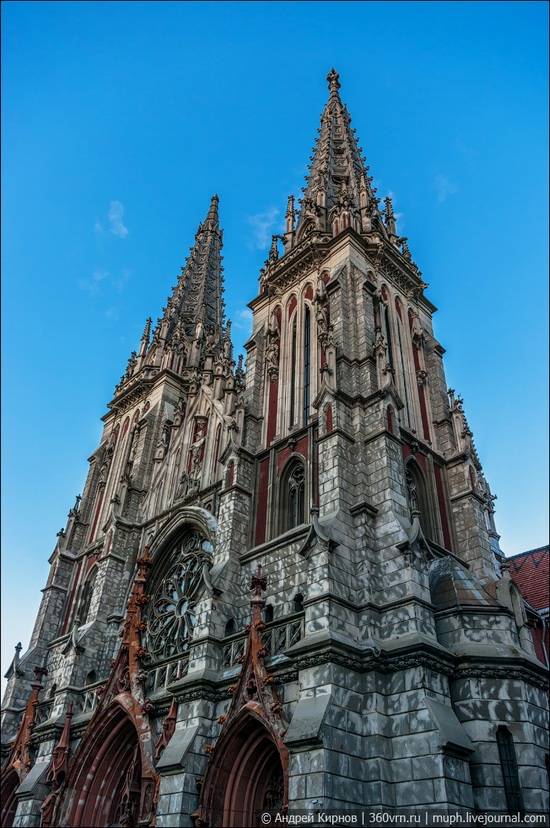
[2,1,548,683]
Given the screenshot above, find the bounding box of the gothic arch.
[145,525,213,664]
[147,504,217,561]
[279,456,307,533]
[296,217,315,243]
[77,563,98,625]
[286,293,298,319]
[405,458,435,541]
[198,709,287,827]
[58,702,145,828]
[0,768,19,828]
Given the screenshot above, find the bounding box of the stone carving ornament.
[146,531,212,662]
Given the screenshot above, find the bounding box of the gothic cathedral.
[2,71,548,828]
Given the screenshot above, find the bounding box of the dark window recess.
[496,727,524,814]
[384,305,394,369]
[290,317,297,425]
[78,573,96,625]
[303,307,311,425]
[288,466,305,529]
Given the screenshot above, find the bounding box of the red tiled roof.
[508,546,549,612]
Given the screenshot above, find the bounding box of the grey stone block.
[156,725,199,771]
[425,697,474,753]
[16,762,49,795]
[285,694,331,747]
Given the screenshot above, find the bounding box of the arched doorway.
[60,704,142,827]
[200,711,286,827]
[0,768,20,827]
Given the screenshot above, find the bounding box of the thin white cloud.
[107,201,129,237]
[78,268,110,296]
[234,307,253,333]
[435,174,458,203]
[247,207,280,250]
[384,190,404,229]
[113,268,131,293]
[105,307,119,321]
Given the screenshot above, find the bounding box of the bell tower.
[244,68,500,584]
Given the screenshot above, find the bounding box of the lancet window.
[496,727,524,814]
[405,461,433,541]
[303,306,311,425]
[282,462,306,531]
[383,303,394,370]
[289,315,297,425]
[395,299,412,427]
[78,568,97,625]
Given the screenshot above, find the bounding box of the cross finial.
[327,68,341,94]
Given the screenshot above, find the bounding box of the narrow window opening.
[264,604,274,624]
[290,316,297,425]
[384,305,394,370]
[396,318,411,426]
[224,619,236,637]
[288,465,305,529]
[496,727,524,814]
[293,593,304,613]
[303,306,311,425]
[78,571,96,625]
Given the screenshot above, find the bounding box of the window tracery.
[145,530,212,663]
[405,462,434,541]
[78,569,97,625]
[288,464,305,529]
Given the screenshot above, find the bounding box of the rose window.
[146,530,212,663]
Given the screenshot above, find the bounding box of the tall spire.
[111,196,227,399]
[164,193,225,346]
[296,69,379,233]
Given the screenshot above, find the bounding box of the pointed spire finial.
[327,68,341,95]
[207,193,219,216]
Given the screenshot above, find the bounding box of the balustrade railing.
[222,614,304,668]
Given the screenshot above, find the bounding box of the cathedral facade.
[2,71,548,827]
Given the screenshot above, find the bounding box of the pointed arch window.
[303,306,311,425]
[290,315,297,425]
[496,727,524,814]
[288,464,305,529]
[280,461,306,533]
[395,303,411,427]
[145,529,212,663]
[383,304,394,370]
[78,568,97,625]
[405,461,434,541]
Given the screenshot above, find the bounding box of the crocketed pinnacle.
[163,194,225,345]
[296,69,379,231]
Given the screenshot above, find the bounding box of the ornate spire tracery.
[112,195,228,401]
[295,68,381,237]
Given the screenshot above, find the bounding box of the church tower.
[2,71,548,828]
